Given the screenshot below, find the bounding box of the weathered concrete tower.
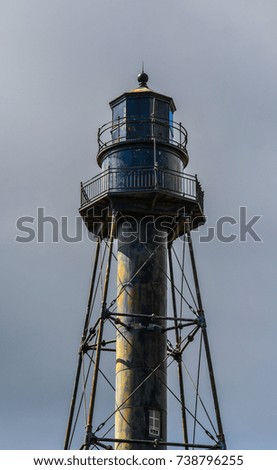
[64,71,225,451]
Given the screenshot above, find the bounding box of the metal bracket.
[114,317,132,330]
[217,434,227,450]
[102,307,112,319]
[170,347,182,362]
[197,311,207,328]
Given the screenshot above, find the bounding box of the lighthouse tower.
[64,72,226,450]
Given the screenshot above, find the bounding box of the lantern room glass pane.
[155,100,168,120]
[153,99,170,141]
[169,110,174,142]
[112,101,126,120]
[126,98,151,139]
[112,101,126,142]
[127,98,150,118]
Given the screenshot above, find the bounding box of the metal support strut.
[168,241,189,448]
[83,211,117,450]
[64,238,102,450]
[186,222,226,449]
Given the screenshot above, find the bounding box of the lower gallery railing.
[80,167,203,210]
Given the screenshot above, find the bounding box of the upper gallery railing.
[97,117,188,155]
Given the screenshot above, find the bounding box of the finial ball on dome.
[137,71,149,87]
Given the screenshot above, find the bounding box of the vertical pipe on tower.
[115,216,168,449]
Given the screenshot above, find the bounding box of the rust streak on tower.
[64,71,226,451]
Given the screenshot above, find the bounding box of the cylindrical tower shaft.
[115,216,167,449]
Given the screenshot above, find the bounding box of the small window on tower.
[149,409,161,437]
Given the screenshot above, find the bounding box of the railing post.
[195,174,204,212]
[80,182,83,206]
[117,116,120,141]
[154,160,158,189]
[80,182,90,205]
[97,127,101,148]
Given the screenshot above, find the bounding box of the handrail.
[97,117,188,154]
[80,166,204,212]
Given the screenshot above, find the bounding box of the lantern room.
[97,72,189,172]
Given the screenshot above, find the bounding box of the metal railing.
[80,166,203,211]
[97,117,188,154]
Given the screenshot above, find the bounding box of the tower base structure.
[64,212,226,451]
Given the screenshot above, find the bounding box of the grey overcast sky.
[0,0,276,450]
